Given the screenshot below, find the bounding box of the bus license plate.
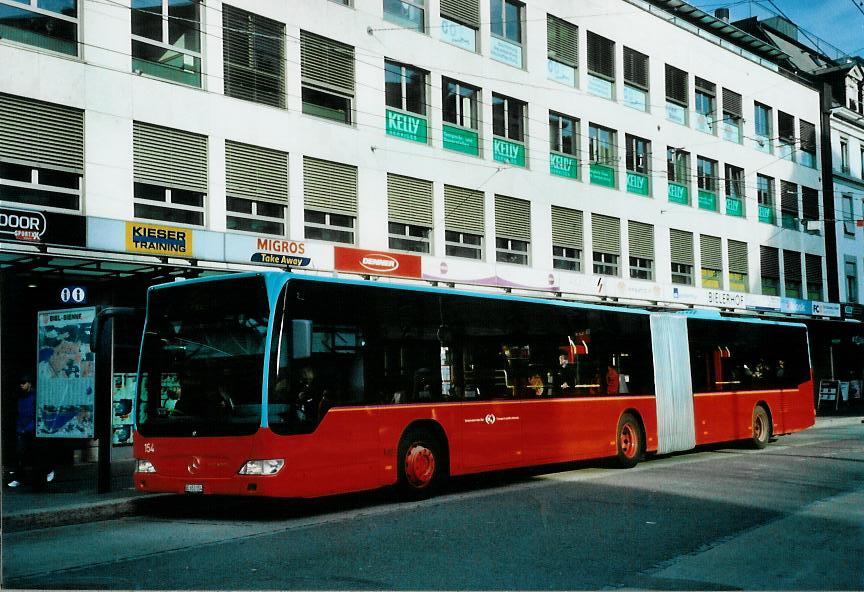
[185,484,204,494]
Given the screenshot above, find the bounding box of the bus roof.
[147,271,807,329]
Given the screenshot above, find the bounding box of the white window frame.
[553,245,581,271]
[629,256,653,280]
[445,230,483,260]
[592,251,619,276]
[0,161,82,214]
[226,196,286,236]
[495,237,529,265]
[388,222,431,253]
[130,0,203,83]
[133,182,206,227]
[671,262,693,286]
[0,0,79,56]
[304,210,355,244]
[443,78,479,130]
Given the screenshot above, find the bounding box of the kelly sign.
[334,247,421,279]
[493,138,526,167]
[386,109,428,144]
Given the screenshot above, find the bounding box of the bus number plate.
[185,484,204,494]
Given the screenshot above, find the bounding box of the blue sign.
[780,298,812,315]
[60,285,87,304]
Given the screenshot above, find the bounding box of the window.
[760,246,780,296]
[0,94,83,212]
[303,156,357,244]
[628,221,654,280]
[440,0,479,52]
[384,0,424,32]
[442,78,480,155]
[492,93,527,166]
[586,32,615,99]
[780,181,799,230]
[132,0,202,87]
[840,138,850,174]
[551,206,582,271]
[225,141,287,235]
[589,123,617,188]
[757,174,775,224]
[783,250,802,298]
[805,254,823,301]
[623,47,649,111]
[133,121,207,226]
[495,194,530,265]
[721,88,742,143]
[778,111,795,161]
[547,15,577,86]
[385,60,429,143]
[724,164,744,217]
[592,214,620,276]
[799,120,816,168]
[387,174,432,253]
[625,135,650,196]
[802,186,820,235]
[301,31,355,124]
[490,0,523,68]
[549,112,579,179]
[444,184,484,260]
[665,65,688,125]
[842,194,855,235]
[694,77,716,134]
[754,102,772,153]
[0,0,77,55]
[443,78,479,129]
[223,5,285,108]
[728,240,748,292]
[700,234,722,289]
[667,147,690,205]
[670,229,694,286]
[845,256,858,303]
[697,156,718,211]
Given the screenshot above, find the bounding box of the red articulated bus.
[132,272,814,498]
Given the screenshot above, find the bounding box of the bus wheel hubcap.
[405,444,435,487]
[755,415,764,440]
[620,424,637,458]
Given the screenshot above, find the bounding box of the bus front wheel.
[397,428,446,499]
[616,413,644,468]
[751,405,772,449]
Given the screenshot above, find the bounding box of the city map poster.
[36,307,96,438]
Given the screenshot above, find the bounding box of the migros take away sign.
[125,222,193,257]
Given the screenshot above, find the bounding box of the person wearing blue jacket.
[6,375,53,489]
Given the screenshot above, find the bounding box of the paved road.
[3,421,863,590]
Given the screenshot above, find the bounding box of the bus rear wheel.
[751,405,771,449]
[397,428,446,499]
[616,413,644,468]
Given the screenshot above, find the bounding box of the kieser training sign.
[125,222,193,256]
[334,247,421,278]
[36,307,96,439]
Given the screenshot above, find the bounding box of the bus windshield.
[136,276,270,437]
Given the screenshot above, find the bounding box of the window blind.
[760,246,780,279]
[728,240,748,275]
[551,205,583,249]
[799,120,816,153]
[225,140,288,202]
[623,47,649,89]
[387,173,433,227]
[670,229,694,265]
[695,77,715,95]
[722,88,742,117]
[700,234,722,270]
[444,184,484,234]
[0,93,84,171]
[441,0,480,28]
[223,5,286,108]
[806,254,822,285]
[494,194,531,242]
[300,30,355,95]
[591,213,620,254]
[784,250,802,282]
[587,31,614,79]
[780,181,798,217]
[778,111,795,142]
[665,65,688,105]
[303,156,357,215]
[133,121,208,192]
[802,186,819,221]
[628,221,654,259]
[547,15,578,67]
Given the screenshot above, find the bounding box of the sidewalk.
[2,416,862,533]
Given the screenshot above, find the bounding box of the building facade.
[0,0,856,458]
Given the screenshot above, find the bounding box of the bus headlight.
[238,459,285,475]
[136,460,156,473]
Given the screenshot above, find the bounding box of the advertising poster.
[36,307,96,438]
[112,373,137,445]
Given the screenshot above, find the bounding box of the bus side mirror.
[292,320,312,359]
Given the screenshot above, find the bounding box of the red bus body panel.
[134,383,812,499]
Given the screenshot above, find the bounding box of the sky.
[693,0,864,57]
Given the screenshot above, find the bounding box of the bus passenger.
[606,365,620,395]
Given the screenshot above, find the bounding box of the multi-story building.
[0,0,849,454]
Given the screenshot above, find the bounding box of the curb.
[2,494,172,533]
